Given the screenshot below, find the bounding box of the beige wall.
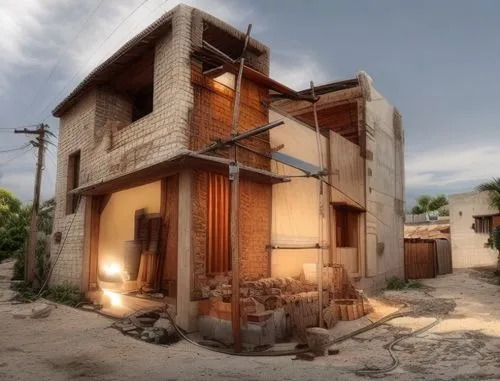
[269,109,330,277]
[98,182,161,273]
[449,191,497,268]
[361,72,405,292]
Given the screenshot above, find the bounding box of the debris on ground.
[111,309,179,345]
[12,302,54,319]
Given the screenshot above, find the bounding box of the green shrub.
[386,276,407,290]
[407,280,424,289]
[386,277,425,290]
[11,281,84,307]
[43,283,83,307]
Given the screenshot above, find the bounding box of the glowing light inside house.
[103,289,122,307]
[103,263,121,276]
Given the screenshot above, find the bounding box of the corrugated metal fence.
[404,238,452,280]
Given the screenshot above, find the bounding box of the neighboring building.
[50,4,404,332]
[449,191,499,268]
[404,223,450,240]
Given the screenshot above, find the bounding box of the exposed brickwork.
[190,64,270,171]
[191,170,271,299]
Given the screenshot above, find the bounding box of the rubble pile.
[199,265,373,343]
[111,308,179,345]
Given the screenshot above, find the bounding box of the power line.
[0,147,33,166]
[0,143,30,153]
[26,0,106,122]
[37,0,152,123]
[0,125,38,130]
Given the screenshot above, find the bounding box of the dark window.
[131,84,153,122]
[66,150,81,215]
[206,173,230,274]
[474,216,492,234]
[335,207,359,248]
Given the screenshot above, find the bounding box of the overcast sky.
[1,0,499,206]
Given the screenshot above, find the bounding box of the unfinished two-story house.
[50,4,404,335]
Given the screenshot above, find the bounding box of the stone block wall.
[50,6,195,287]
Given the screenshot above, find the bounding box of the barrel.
[123,240,142,280]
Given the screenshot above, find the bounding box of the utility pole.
[14,124,47,284]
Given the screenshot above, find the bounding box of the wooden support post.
[229,23,252,352]
[310,82,324,327]
[229,162,241,352]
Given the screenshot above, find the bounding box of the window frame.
[474,216,493,235]
[66,150,81,215]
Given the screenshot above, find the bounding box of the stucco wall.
[361,74,405,292]
[449,191,497,268]
[98,181,161,273]
[269,110,329,278]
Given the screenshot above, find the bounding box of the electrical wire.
[26,0,106,121]
[37,196,81,296]
[0,147,33,166]
[0,143,30,153]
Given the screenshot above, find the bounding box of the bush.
[407,280,424,289]
[386,276,407,290]
[43,283,83,307]
[386,277,425,290]
[11,234,51,282]
[12,281,84,307]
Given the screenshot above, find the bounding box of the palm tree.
[476,178,500,273]
[476,178,500,211]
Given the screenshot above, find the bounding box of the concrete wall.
[449,191,497,268]
[51,6,195,286]
[269,110,330,278]
[360,73,405,293]
[98,181,161,273]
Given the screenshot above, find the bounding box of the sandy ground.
[1,260,499,381]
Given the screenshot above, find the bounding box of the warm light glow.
[103,289,122,307]
[103,263,121,276]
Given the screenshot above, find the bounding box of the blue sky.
[1,0,499,206]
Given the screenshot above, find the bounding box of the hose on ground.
[355,316,441,376]
[163,305,418,357]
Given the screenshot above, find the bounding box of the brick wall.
[189,63,272,299]
[190,64,270,171]
[51,6,195,287]
[191,170,271,299]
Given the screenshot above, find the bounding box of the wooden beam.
[88,196,101,291]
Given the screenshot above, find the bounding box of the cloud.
[0,0,329,201]
[405,145,500,191]
[271,50,329,90]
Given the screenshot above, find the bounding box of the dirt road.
[0,260,499,381]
